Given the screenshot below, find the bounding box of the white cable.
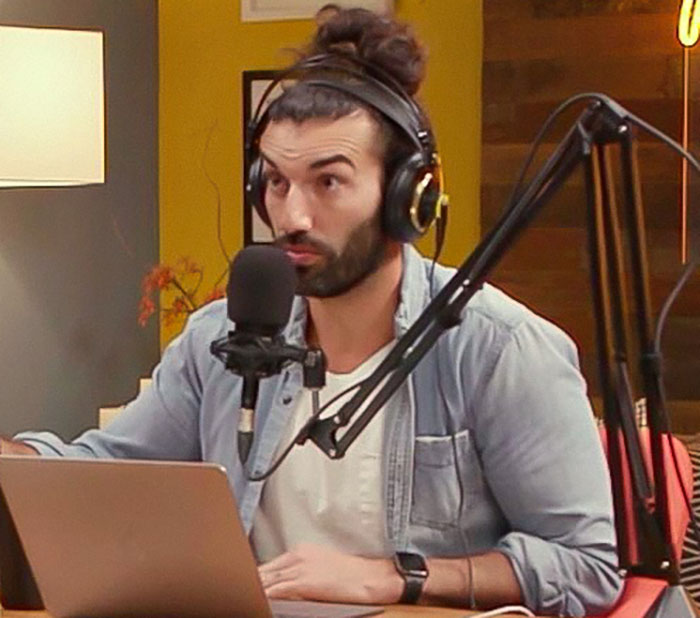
[469,605,536,617]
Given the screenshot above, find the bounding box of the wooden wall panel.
[486,14,678,62]
[482,0,700,430]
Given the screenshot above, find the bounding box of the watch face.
[395,551,428,575]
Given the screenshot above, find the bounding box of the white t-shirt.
[251,341,397,563]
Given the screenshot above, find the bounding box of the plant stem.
[169,277,199,312]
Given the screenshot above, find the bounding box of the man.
[1,7,621,615]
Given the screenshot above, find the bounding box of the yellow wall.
[159,0,482,344]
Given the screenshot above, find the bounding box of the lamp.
[679,0,700,47]
[0,24,104,188]
[677,1,699,262]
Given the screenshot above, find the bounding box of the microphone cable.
[246,376,371,481]
[468,605,535,617]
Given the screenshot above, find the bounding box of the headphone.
[244,53,449,243]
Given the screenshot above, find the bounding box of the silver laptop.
[0,455,383,618]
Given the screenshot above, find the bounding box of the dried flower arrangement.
[138,257,225,328]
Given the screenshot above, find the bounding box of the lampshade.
[0,25,105,188]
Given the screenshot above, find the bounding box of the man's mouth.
[282,245,322,265]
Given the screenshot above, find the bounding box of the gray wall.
[0,0,159,439]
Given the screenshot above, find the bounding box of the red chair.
[596,426,695,617]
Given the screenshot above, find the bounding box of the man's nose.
[275,184,312,235]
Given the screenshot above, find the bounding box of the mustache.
[273,232,334,256]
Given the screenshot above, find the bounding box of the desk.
[2,606,535,617]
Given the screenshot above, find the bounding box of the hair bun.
[307,4,426,96]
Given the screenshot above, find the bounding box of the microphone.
[226,245,297,336]
[217,246,297,465]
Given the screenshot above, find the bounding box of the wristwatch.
[393,551,428,604]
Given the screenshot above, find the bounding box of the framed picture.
[242,70,280,245]
[241,0,393,22]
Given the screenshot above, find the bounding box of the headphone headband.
[246,53,435,157]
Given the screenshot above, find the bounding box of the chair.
[596,425,695,617]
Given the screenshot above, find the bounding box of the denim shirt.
[16,245,622,616]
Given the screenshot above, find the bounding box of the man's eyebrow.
[260,153,278,169]
[309,154,355,170]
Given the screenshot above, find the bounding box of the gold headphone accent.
[409,172,435,233]
[434,154,449,220]
[409,152,449,234]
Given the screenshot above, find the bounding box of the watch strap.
[398,570,425,604]
[394,552,428,604]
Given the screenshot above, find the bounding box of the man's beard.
[274,216,387,298]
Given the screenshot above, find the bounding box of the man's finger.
[259,551,299,574]
[260,564,300,589]
[264,579,305,600]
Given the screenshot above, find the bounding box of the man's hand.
[258,543,403,605]
[259,546,523,609]
[0,436,38,455]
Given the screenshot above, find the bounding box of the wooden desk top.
[1,606,533,617]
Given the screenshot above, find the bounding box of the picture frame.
[241,0,393,22]
[242,69,279,245]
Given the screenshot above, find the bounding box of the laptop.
[0,455,383,618]
[0,483,43,610]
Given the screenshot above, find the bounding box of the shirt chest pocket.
[410,429,483,530]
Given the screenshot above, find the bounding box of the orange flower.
[171,297,188,313]
[138,296,156,327]
[154,265,174,290]
[141,264,174,293]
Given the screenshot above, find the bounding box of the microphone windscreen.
[227,245,297,336]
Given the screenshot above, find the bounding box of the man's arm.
[465,316,622,614]
[422,552,521,608]
[259,544,522,608]
[0,436,38,456]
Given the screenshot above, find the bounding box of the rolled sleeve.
[498,530,621,615]
[472,317,622,615]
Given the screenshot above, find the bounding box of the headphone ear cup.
[246,156,271,227]
[382,151,440,243]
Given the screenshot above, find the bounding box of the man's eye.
[264,172,286,191]
[318,174,341,190]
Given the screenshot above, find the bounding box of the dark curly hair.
[264,4,429,173]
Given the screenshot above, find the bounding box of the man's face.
[259,109,388,298]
